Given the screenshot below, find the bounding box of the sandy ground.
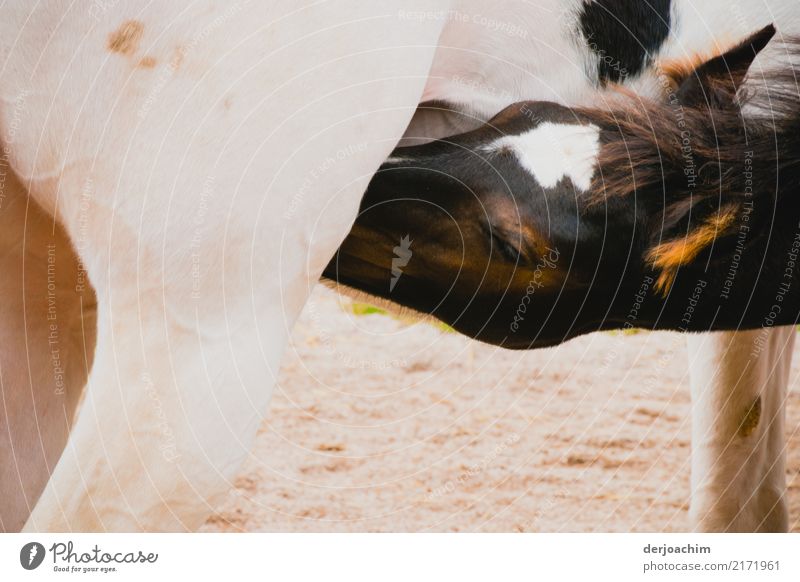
[202,286,800,532]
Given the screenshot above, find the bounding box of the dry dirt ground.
[202,286,800,532]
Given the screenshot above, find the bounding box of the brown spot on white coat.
[137,56,157,69]
[107,20,145,56]
[738,396,761,438]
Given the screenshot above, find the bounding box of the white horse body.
[1,0,452,531]
[0,0,795,531]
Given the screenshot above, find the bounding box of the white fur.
[687,329,793,532]
[423,0,597,117]
[0,0,452,532]
[487,122,600,190]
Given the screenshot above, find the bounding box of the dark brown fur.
[579,27,800,292]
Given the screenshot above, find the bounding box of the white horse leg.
[0,170,96,532]
[15,2,447,531]
[687,327,793,532]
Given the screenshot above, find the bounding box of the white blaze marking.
[488,122,601,191]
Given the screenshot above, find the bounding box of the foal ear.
[676,24,776,107]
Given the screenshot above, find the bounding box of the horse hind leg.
[687,327,792,532]
[0,171,96,532]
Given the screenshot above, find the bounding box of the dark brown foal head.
[325,98,622,347]
[325,25,800,349]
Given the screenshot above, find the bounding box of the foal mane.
[579,32,800,293]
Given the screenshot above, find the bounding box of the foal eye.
[479,221,526,265]
[490,230,522,264]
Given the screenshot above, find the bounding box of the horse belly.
[0,0,453,319]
